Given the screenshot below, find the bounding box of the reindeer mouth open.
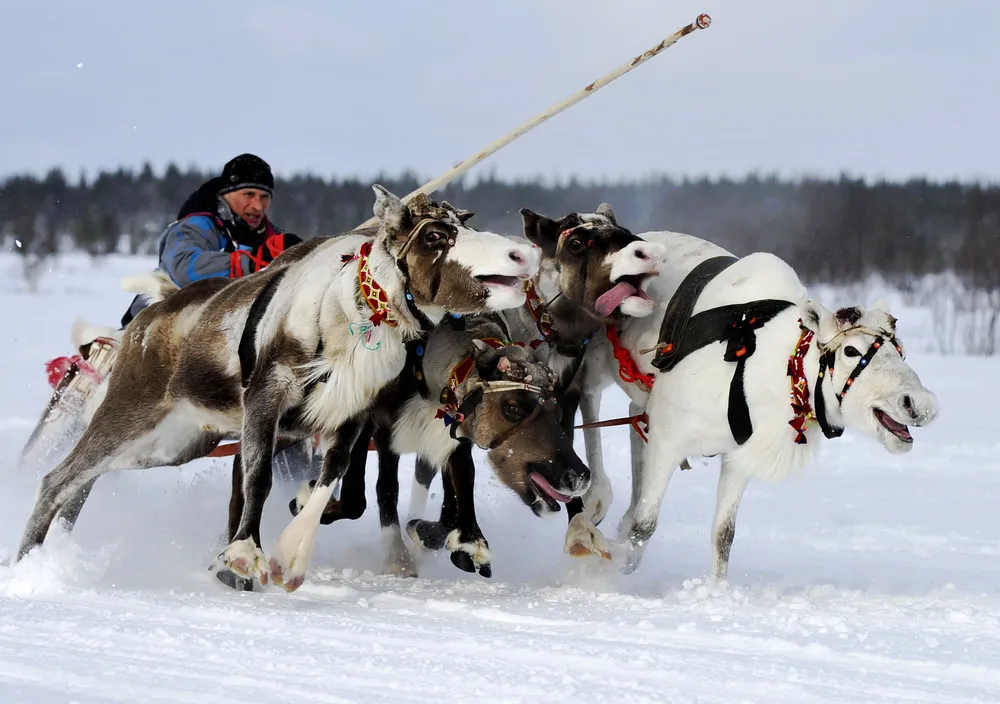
[874,408,913,443]
[529,471,573,512]
[595,273,655,317]
[477,274,523,288]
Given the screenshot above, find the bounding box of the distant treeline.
[1,164,998,287]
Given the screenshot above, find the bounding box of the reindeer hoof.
[214,566,256,592]
[383,536,419,578]
[446,529,492,578]
[406,518,450,551]
[268,557,305,592]
[219,538,269,587]
[565,515,613,561]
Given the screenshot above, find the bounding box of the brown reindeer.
[16,184,540,592]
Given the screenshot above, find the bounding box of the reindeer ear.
[801,299,837,341]
[442,201,476,224]
[471,339,503,381]
[372,184,410,233]
[519,208,561,256]
[834,305,864,330]
[596,202,617,225]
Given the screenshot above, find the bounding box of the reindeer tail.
[120,271,180,304]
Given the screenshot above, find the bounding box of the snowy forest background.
[1,165,998,354]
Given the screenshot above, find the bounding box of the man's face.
[223,188,271,229]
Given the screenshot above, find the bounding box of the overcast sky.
[5,0,998,185]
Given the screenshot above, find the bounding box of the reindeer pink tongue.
[595,281,649,317]
[529,472,571,503]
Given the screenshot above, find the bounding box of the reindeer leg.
[269,417,366,592]
[616,412,684,575]
[406,462,458,552]
[208,452,258,592]
[373,425,418,577]
[18,444,116,560]
[711,454,750,583]
[564,387,614,561]
[54,475,98,533]
[406,456,438,521]
[289,418,372,523]
[19,402,218,561]
[219,361,295,587]
[442,442,491,578]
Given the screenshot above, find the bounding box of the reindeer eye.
[566,238,587,256]
[502,402,525,422]
[423,230,444,245]
[844,346,861,357]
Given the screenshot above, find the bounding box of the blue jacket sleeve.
[158,215,237,287]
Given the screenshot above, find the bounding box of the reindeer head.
[449,340,591,517]
[371,185,539,320]
[801,298,939,454]
[519,203,665,322]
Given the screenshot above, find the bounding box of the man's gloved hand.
[229,232,305,277]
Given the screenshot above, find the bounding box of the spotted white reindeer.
[574,228,940,580]
[16,185,540,592]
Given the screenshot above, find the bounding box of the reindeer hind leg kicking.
[17,398,226,561]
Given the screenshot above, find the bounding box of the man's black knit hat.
[218,153,274,195]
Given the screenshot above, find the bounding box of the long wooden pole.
[353,13,711,228]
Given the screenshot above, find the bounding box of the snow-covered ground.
[0,253,997,703]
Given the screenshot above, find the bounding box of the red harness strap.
[605,324,656,390]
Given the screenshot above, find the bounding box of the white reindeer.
[574,228,940,580]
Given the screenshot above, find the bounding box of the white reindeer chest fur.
[254,235,424,435]
[390,394,458,469]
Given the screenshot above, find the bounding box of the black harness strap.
[648,256,795,446]
[652,255,739,372]
[238,267,289,388]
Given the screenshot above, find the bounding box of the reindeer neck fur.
[277,234,443,435]
[504,258,600,381]
[389,318,508,468]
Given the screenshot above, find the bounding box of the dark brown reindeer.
[15,185,541,592]
[280,314,587,580]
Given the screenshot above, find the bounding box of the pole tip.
[696,13,711,29]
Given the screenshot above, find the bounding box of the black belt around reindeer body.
[648,255,795,446]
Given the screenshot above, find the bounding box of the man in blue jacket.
[119,154,315,482]
[121,153,302,324]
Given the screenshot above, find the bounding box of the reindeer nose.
[507,245,540,275]
[902,395,914,417]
